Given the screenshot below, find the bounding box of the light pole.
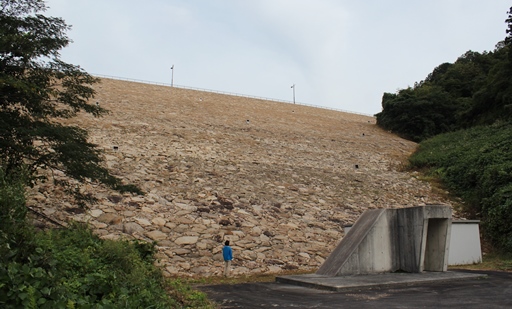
[170,65,174,87]
[291,84,295,104]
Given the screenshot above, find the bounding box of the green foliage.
[376,85,459,142]
[376,48,506,141]
[506,6,512,61]
[376,7,512,142]
[464,45,512,126]
[409,122,512,252]
[0,167,32,263]
[168,279,213,307]
[1,220,215,308]
[0,0,141,206]
[1,170,214,307]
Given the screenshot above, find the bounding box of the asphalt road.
[199,270,512,308]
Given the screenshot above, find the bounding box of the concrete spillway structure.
[316,205,452,276]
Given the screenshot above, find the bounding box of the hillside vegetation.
[0,169,214,308]
[409,122,512,251]
[377,6,512,252]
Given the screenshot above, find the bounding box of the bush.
[0,168,31,264]
[1,222,178,308]
[409,122,512,251]
[0,170,214,308]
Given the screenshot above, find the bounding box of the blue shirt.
[223,245,233,261]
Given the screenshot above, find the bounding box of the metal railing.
[92,73,374,117]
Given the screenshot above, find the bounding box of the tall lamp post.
[291,84,295,104]
[170,65,174,87]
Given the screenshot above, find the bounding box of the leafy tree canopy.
[506,6,512,58]
[0,0,141,205]
[375,6,512,142]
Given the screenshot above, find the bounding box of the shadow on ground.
[199,270,512,308]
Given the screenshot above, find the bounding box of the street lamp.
[171,65,174,87]
[291,84,295,104]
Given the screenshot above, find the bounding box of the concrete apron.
[275,271,486,292]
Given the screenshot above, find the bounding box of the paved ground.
[199,270,512,308]
[275,270,485,291]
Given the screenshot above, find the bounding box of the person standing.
[223,240,233,277]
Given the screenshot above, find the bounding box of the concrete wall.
[423,218,451,271]
[336,210,398,276]
[317,205,452,276]
[397,206,451,272]
[344,220,482,266]
[448,220,482,265]
[316,209,389,276]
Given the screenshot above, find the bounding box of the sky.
[45,0,511,115]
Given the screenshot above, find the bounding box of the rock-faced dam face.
[316,205,452,276]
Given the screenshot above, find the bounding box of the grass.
[452,252,512,272]
[184,269,315,286]
[187,245,512,288]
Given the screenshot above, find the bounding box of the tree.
[506,6,512,60]
[0,0,141,205]
[464,7,512,126]
[375,86,458,142]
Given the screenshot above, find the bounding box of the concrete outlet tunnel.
[316,205,452,276]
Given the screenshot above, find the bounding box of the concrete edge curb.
[275,271,488,292]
